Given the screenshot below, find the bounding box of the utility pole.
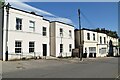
[78,9,82,61]
[60,33,63,57]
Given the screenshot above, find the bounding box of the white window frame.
[16,18,22,30]
[60,28,63,37]
[100,36,102,44]
[87,33,90,40]
[93,33,95,41]
[104,37,106,44]
[29,41,35,53]
[69,44,72,52]
[29,20,35,32]
[60,44,63,53]
[69,30,72,38]
[42,27,47,36]
[15,41,22,53]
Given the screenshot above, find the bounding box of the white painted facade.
[50,22,75,57]
[82,30,98,57]
[2,7,50,61]
[97,32,107,57]
[75,29,119,58]
[107,36,119,56]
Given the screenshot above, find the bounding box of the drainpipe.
[1,1,5,61]
[5,3,10,61]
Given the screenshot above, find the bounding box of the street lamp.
[78,9,82,61]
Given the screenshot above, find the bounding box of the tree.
[93,28,119,38]
[0,0,5,8]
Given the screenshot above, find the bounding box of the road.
[1,57,119,78]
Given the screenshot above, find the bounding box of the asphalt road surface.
[1,57,119,78]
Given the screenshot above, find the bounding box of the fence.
[59,52,72,58]
[7,52,42,60]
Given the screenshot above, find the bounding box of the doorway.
[43,44,47,56]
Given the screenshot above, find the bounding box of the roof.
[75,28,119,38]
[50,21,74,27]
[75,28,97,32]
[43,18,50,22]
[8,6,73,27]
[9,6,43,18]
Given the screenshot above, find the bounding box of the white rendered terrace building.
[50,21,75,57]
[97,32,108,57]
[0,5,50,61]
[107,35,119,56]
[75,29,98,57]
[75,28,119,58]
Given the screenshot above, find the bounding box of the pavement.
[46,56,116,63]
[1,57,119,78]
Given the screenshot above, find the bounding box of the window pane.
[15,41,21,47]
[29,48,34,53]
[29,42,34,47]
[29,42,35,53]
[43,27,46,31]
[60,28,63,36]
[43,32,46,36]
[104,37,106,44]
[15,48,21,53]
[87,33,90,40]
[43,27,46,36]
[93,33,95,40]
[60,44,63,53]
[15,41,22,53]
[16,18,22,30]
[100,36,102,44]
[29,21,35,28]
[69,30,72,37]
[60,28,63,32]
[69,44,72,52]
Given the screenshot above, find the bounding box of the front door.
[43,44,47,56]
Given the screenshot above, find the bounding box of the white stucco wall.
[50,22,75,57]
[3,7,50,60]
[82,30,98,57]
[107,36,119,56]
[97,32,107,57]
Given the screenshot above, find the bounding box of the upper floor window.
[87,33,90,40]
[29,20,35,32]
[15,41,22,53]
[16,18,22,30]
[43,27,47,36]
[69,30,72,38]
[104,37,106,44]
[60,28,63,37]
[100,36,102,44]
[93,33,95,41]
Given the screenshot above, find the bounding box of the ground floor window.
[69,44,72,52]
[89,47,96,53]
[29,42,35,53]
[99,48,106,54]
[15,41,22,53]
[60,44,63,53]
